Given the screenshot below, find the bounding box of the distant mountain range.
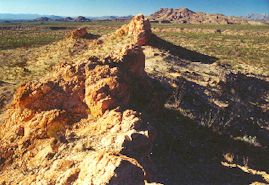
[0,13,132,22]
[35,16,92,22]
[0,11,268,24]
[0,13,63,20]
[246,13,269,22]
[90,15,133,20]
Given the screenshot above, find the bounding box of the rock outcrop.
[115,14,152,45]
[0,15,160,184]
[149,8,249,24]
[71,27,88,39]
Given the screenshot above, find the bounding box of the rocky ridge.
[0,13,269,185]
[0,15,161,184]
[149,8,249,24]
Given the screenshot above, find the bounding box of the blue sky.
[0,0,268,16]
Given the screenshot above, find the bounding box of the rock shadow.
[148,34,218,64]
[167,73,269,147]
[151,108,269,185]
[84,33,101,40]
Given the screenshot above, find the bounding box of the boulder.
[71,27,88,38]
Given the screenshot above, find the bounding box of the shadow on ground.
[149,34,218,64]
[84,33,101,40]
[150,108,269,185]
[141,58,269,184]
[167,73,269,147]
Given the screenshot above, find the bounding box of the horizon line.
[0,7,268,18]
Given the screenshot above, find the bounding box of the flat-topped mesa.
[115,14,152,46]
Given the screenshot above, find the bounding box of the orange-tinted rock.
[85,46,145,118]
[71,27,88,38]
[95,109,153,158]
[115,14,152,46]
[0,14,161,185]
[76,153,145,185]
[85,64,129,118]
[16,126,25,136]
